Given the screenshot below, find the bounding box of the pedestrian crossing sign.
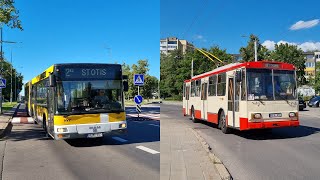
[134,74,144,86]
[0,78,6,88]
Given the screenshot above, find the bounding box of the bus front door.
[47,87,55,135]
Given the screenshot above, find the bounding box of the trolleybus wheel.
[191,107,198,123]
[220,111,230,134]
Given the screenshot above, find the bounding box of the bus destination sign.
[60,66,122,80]
[264,63,280,69]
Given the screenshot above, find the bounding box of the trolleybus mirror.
[49,74,56,87]
[123,81,128,92]
[236,70,242,82]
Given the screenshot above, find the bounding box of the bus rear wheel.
[220,111,230,134]
[191,107,198,123]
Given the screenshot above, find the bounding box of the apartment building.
[160,37,193,55]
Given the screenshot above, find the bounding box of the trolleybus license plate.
[269,113,282,118]
[87,133,103,138]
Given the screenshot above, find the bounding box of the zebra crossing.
[126,113,160,120]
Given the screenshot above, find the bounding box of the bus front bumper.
[53,121,127,140]
[240,118,299,130]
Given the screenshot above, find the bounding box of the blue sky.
[3,0,160,88]
[161,0,320,53]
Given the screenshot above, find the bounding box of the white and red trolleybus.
[183,61,299,133]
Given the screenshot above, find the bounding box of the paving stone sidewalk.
[0,104,20,138]
[161,114,221,180]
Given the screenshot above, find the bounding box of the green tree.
[0,60,23,101]
[270,43,306,85]
[160,46,232,100]
[240,34,270,62]
[122,60,158,100]
[311,62,320,94]
[0,0,23,30]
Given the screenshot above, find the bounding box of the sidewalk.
[160,115,221,180]
[0,103,20,138]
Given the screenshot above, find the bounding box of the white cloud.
[262,40,320,52]
[193,34,207,43]
[262,40,276,50]
[290,19,319,30]
[195,35,204,40]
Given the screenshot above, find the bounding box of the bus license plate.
[87,133,103,138]
[269,113,282,118]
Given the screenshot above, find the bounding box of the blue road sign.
[134,74,144,86]
[134,95,143,104]
[0,79,6,88]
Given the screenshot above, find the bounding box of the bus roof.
[184,61,296,82]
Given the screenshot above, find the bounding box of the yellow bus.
[24,63,128,140]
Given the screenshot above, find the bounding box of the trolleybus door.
[227,77,240,127]
[185,85,190,115]
[227,77,235,127]
[201,82,208,120]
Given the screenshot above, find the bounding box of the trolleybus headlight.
[252,113,262,119]
[289,112,296,117]
[57,128,68,133]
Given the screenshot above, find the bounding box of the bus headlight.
[252,113,262,119]
[119,123,126,128]
[289,112,296,117]
[57,128,68,133]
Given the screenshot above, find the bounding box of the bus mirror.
[49,74,56,87]
[236,70,242,82]
[122,75,128,80]
[123,81,128,92]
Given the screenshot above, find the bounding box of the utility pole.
[191,57,194,78]
[254,38,258,62]
[0,27,3,114]
[10,50,12,103]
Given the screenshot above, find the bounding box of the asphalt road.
[0,104,160,180]
[161,103,320,180]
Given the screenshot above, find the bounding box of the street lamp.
[241,35,258,62]
[0,26,21,113]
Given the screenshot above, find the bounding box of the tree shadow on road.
[235,125,320,140]
[1,123,51,141]
[198,121,320,140]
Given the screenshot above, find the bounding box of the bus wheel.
[220,111,230,134]
[191,107,198,123]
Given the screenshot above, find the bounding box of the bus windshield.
[56,80,123,114]
[247,69,296,101]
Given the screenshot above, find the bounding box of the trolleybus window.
[217,73,226,96]
[208,75,217,96]
[247,69,296,101]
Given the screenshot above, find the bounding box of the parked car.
[308,96,320,107]
[299,97,306,111]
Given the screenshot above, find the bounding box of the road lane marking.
[112,136,128,143]
[148,124,160,127]
[136,146,160,154]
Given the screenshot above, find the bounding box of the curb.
[0,103,21,138]
[189,128,232,180]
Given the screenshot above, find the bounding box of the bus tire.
[220,111,230,134]
[191,107,198,123]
